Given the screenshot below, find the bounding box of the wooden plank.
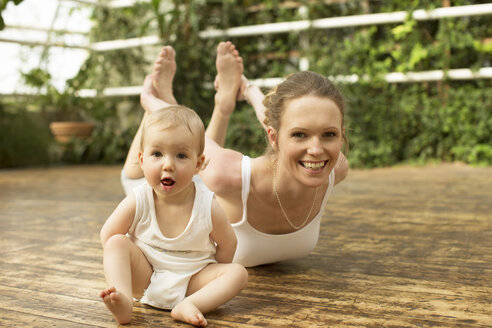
[0,164,491,327]
[0,308,97,328]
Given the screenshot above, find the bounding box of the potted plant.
[22,67,94,144]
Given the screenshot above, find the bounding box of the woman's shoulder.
[250,156,271,181]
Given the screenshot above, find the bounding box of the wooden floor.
[0,164,491,327]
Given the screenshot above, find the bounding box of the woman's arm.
[210,197,237,263]
[240,76,268,131]
[100,194,137,247]
[334,152,349,185]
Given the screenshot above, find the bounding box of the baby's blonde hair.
[140,106,205,155]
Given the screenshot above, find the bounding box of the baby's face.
[139,125,203,198]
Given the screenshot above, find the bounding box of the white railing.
[82,3,492,96]
[65,0,148,8]
[76,67,492,97]
[0,36,90,49]
[85,4,492,50]
[199,4,492,38]
[4,4,492,51]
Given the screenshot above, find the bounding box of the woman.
[125,42,349,267]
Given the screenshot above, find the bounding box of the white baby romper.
[128,180,217,309]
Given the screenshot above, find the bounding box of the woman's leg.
[205,41,243,147]
[100,234,153,324]
[171,263,248,326]
[152,46,178,104]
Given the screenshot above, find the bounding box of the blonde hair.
[140,105,205,155]
[263,71,348,153]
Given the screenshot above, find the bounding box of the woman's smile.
[299,160,328,171]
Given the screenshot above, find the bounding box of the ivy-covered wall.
[220,0,492,166]
[1,0,490,167]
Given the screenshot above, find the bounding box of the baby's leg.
[152,45,177,105]
[100,234,153,324]
[171,263,248,326]
[214,41,243,116]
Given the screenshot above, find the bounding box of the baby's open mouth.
[299,161,327,170]
[161,177,175,186]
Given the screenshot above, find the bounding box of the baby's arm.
[209,197,237,263]
[100,194,137,247]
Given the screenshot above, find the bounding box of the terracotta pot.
[49,121,94,143]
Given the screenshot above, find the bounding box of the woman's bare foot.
[215,41,243,116]
[152,46,177,105]
[100,286,133,324]
[171,299,208,327]
[140,74,169,114]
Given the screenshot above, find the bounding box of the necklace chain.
[273,160,319,230]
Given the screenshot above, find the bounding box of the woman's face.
[269,95,343,188]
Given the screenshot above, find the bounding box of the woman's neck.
[256,156,318,200]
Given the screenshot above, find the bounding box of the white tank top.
[129,181,217,272]
[232,156,335,267]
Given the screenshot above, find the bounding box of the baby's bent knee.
[229,263,248,288]
[104,234,131,250]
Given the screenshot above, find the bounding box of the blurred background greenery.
[0,0,491,168]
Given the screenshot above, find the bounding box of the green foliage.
[344,80,492,167]
[4,0,490,168]
[0,103,52,168]
[56,97,140,164]
[21,67,89,121]
[224,102,267,158]
[306,1,491,167]
[0,0,23,30]
[21,67,51,88]
[67,0,492,167]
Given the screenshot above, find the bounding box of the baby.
[99,105,248,326]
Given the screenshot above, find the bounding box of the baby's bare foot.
[171,299,207,327]
[152,46,177,104]
[100,286,133,324]
[215,41,243,116]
